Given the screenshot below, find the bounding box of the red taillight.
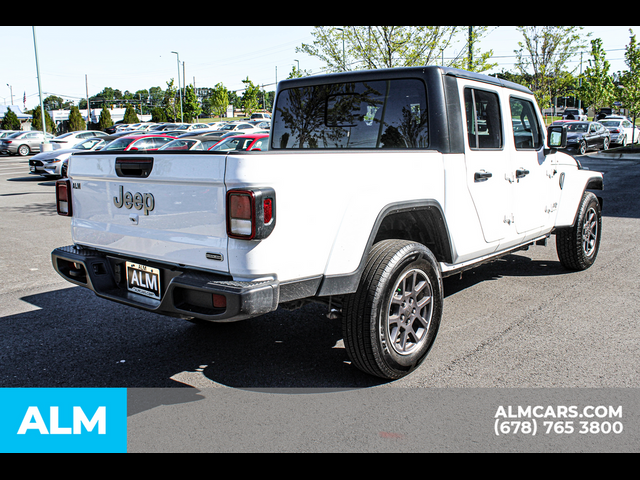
[226,188,276,240]
[263,198,273,224]
[227,191,255,239]
[56,179,72,216]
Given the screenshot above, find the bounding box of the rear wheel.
[342,240,443,380]
[556,191,602,271]
[578,140,587,155]
[17,145,30,156]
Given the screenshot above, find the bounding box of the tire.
[556,191,602,271]
[603,137,610,150]
[17,145,30,156]
[622,135,628,147]
[342,240,443,380]
[578,140,587,156]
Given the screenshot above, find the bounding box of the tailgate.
[67,151,229,273]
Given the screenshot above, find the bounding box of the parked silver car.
[29,136,108,178]
[600,117,640,146]
[50,130,108,149]
[0,130,21,139]
[0,131,55,156]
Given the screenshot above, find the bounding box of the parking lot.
[1,151,639,451]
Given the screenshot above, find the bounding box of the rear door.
[462,85,513,244]
[68,151,230,273]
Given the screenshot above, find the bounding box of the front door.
[509,96,552,236]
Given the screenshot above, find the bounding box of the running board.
[439,235,550,278]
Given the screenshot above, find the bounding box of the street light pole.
[32,26,50,149]
[171,51,183,123]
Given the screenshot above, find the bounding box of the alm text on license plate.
[126,262,161,300]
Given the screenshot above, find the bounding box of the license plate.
[126,262,161,300]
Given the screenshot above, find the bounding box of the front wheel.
[556,191,602,271]
[342,240,443,380]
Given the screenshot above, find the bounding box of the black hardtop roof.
[277,65,532,95]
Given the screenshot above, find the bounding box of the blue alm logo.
[0,388,127,453]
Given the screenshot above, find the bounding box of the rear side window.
[464,88,502,149]
[271,78,428,149]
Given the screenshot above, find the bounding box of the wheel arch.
[316,200,453,297]
[554,169,604,229]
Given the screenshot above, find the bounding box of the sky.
[1,26,638,111]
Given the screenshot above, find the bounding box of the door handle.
[474,170,492,182]
[515,168,530,179]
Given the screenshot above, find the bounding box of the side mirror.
[545,124,567,154]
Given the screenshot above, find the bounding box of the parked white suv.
[52,67,603,380]
[562,108,587,121]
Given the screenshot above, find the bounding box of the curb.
[593,151,640,160]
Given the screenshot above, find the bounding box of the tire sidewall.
[576,193,602,268]
[372,245,443,374]
[579,141,587,155]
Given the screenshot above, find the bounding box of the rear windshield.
[271,78,428,149]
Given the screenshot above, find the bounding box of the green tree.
[31,107,56,134]
[208,83,229,118]
[515,26,589,109]
[123,104,139,124]
[151,106,166,123]
[182,85,202,123]
[0,108,20,130]
[164,78,179,122]
[619,29,640,138]
[297,26,495,73]
[287,65,311,79]
[241,77,260,116]
[456,26,496,72]
[98,106,114,131]
[579,38,616,117]
[148,86,164,107]
[43,95,70,110]
[68,106,86,131]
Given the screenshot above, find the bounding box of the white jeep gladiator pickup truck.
[52,66,603,380]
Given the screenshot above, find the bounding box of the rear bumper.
[51,245,279,322]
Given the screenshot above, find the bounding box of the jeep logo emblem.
[113,185,155,215]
